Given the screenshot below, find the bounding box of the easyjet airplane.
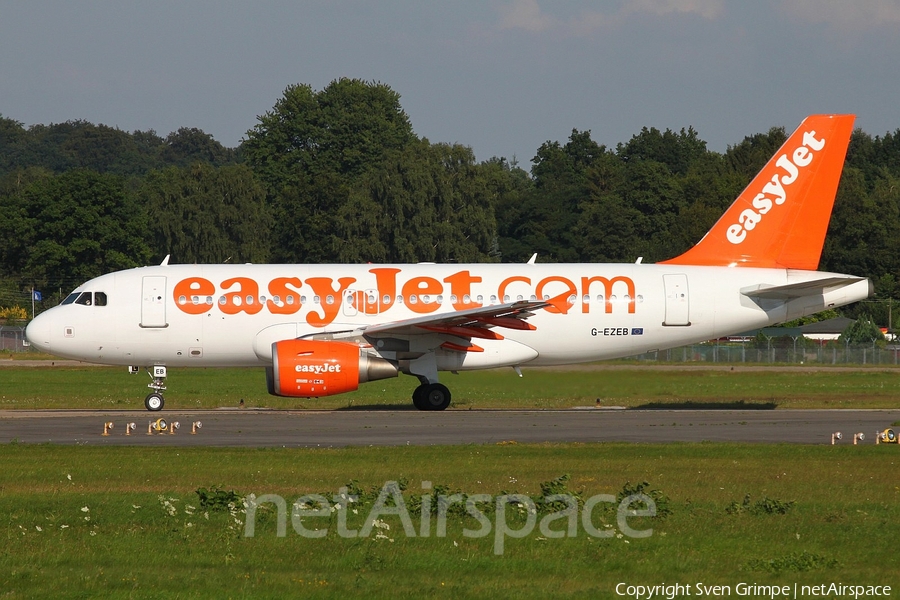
[25,114,869,411]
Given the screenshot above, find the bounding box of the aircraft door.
[141,276,168,328]
[363,289,380,314]
[663,274,690,326]
[343,289,381,316]
[342,289,359,317]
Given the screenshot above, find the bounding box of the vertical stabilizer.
[662,114,855,269]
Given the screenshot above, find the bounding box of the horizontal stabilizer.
[740,277,868,300]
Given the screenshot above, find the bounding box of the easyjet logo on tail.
[726,130,826,245]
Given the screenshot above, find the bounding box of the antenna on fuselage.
[160,255,170,266]
[527,253,537,265]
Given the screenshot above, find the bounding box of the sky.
[2,0,899,164]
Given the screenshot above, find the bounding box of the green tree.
[838,314,885,345]
[616,126,707,176]
[159,127,237,167]
[242,79,417,263]
[0,169,151,289]
[141,164,271,264]
[335,141,499,263]
[724,126,787,180]
[497,130,606,263]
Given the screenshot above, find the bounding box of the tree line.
[1,79,899,326]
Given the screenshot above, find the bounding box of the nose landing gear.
[145,392,165,411]
[131,365,167,411]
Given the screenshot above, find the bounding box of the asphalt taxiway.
[1,408,898,447]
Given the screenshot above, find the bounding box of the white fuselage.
[25,262,870,369]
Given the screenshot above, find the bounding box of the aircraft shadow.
[333,404,417,411]
[631,400,778,410]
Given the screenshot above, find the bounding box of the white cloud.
[497,0,557,32]
[623,0,725,20]
[496,0,724,36]
[779,0,900,30]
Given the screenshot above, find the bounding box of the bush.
[0,306,27,320]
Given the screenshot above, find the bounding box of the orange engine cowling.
[267,339,398,397]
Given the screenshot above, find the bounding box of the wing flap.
[361,297,558,340]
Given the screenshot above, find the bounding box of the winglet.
[661,114,855,270]
[545,291,573,314]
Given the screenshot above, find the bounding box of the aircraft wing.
[355,296,566,352]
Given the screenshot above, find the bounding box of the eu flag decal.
[631,328,644,335]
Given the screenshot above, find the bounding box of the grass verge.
[1,443,898,598]
[2,364,900,410]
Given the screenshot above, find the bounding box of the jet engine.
[266,339,398,397]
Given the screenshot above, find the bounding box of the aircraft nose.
[25,312,53,351]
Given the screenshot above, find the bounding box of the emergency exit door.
[141,276,168,328]
[663,274,690,326]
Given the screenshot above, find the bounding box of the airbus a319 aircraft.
[26,115,869,411]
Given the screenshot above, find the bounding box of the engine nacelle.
[267,339,397,397]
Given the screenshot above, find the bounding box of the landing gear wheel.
[145,392,165,412]
[418,383,451,411]
[412,385,428,410]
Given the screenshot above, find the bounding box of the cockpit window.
[94,292,107,307]
[62,293,80,305]
[74,292,93,306]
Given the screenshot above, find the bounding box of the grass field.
[3,362,899,597]
[1,443,898,598]
[3,362,900,410]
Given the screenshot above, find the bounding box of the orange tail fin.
[661,114,855,269]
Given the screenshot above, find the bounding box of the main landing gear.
[412,382,451,411]
[130,365,167,411]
